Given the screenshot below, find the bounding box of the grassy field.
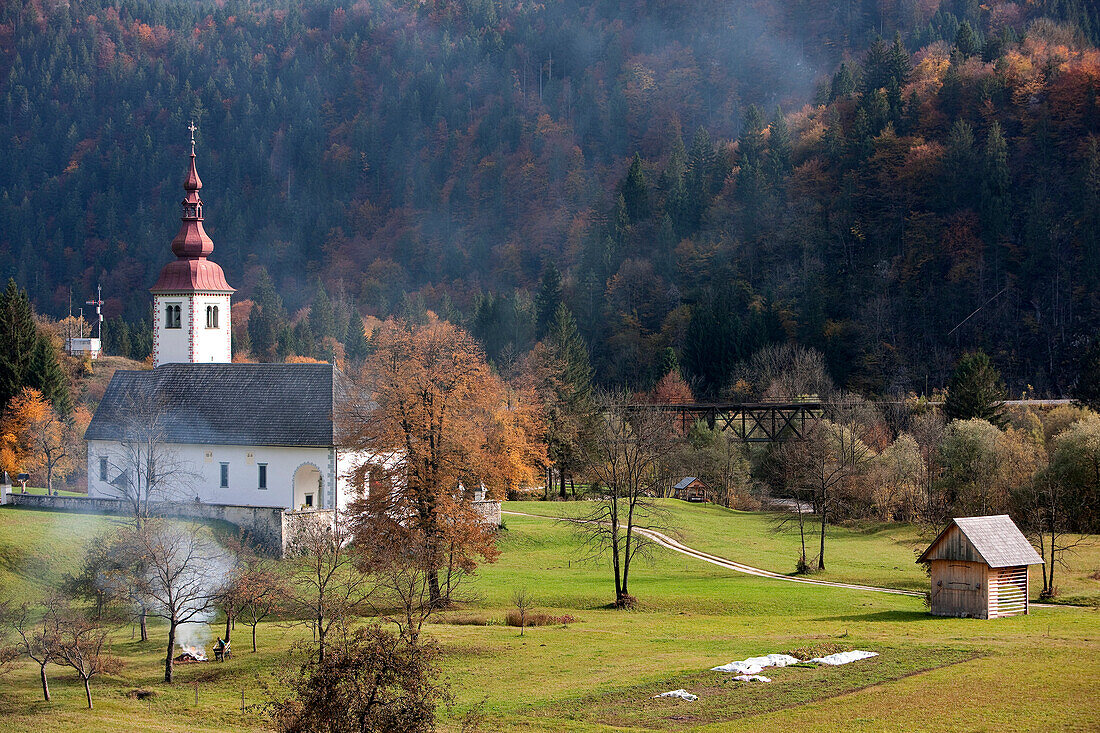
[507,499,1100,601]
[0,504,1098,731]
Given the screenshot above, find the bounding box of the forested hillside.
[3,0,1100,396]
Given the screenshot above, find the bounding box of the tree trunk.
[818,506,827,571]
[140,608,148,641]
[225,610,232,644]
[252,624,258,653]
[40,664,50,702]
[83,677,92,709]
[427,566,442,607]
[559,466,567,500]
[46,465,53,493]
[165,621,176,683]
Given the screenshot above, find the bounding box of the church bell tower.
[151,123,234,366]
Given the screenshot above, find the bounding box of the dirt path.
[503,509,923,598]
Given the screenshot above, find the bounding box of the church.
[85,134,358,514]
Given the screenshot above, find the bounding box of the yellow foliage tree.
[0,388,89,491]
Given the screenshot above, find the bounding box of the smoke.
[176,621,214,654]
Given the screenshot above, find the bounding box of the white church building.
[85,136,357,514]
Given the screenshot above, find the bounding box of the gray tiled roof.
[85,363,342,447]
[674,476,699,490]
[919,515,1044,567]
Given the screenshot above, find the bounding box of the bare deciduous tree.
[511,587,533,636]
[48,601,120,709]
[7,600,60,701]
[579,393,679,608]
[99,393,195,524]
[114,520,223,683]
[284,514,372,663]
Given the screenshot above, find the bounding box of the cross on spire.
[188,120,197,153]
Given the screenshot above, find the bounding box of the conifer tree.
[344,309,369,363]
[944,351,1007,426]
[829,63,856,101]
[0,279,69,414]
[29,337,70,414]
[766,107,792,185]
[888,32,911,87]
[980,122,1010,247]
[308,281,337,342]
[248,269,286,361]
[534,262,563,338]
[0,279,40,410]
[955,21,980,57]
[861,37,892,93]
[619,153,650,222]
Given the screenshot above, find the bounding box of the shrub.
[504,611,579,627]
[444,614,492,626]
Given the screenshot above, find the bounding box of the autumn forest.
[4,0,1100,397]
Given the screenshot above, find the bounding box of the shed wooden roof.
[917,515,1043,568]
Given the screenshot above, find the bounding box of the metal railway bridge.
[629,402,824,443]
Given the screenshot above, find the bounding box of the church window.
[220,463,229,488]
[305,493,314,508]
[206,305,219,329]
[99,457,108,482]
[165,304,181,329]
[258,463,268,489]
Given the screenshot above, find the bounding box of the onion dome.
[151,125,234,294]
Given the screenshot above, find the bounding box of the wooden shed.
[673,477,708,502]
[917,515,1044,619]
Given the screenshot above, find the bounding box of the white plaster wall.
[192,293,232,363]
[153,294,193,366]
[88,440,343,510]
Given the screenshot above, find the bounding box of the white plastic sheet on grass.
[710,653,801,674]
[732,674,772,682]
[654,689,698,701]
[807,650,878,665]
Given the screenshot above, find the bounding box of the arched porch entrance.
[292,463,322,510]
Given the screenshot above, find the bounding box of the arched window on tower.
[166,304,182,329]
[212,305,219,328]
[205,305,219,329]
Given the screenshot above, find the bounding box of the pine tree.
[1074,340,1100,412]
[829,63,856,101]
[545,303,594,408]
[29,336,70,414]
[0,279,46,411]
[955,21,980,57]
[248,269,287,361]
[619,153,650,222]
[344,309,369,362]
[944,350,1007,426]
[861,36,892,94]
[308,281,337,342]
[766,107,792,185]
[944,119,978,210]
[888,32,911,87]
[534,261,563,338]
[980,122,1010,247]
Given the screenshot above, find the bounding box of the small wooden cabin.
[673,477,708,502]
[917,515,1043,619]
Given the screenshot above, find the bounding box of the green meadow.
[0,503,1097,732]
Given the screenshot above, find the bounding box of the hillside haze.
[3,0,1100,396]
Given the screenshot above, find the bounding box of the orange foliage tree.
[341,315,544,607]
[0,388,89,491]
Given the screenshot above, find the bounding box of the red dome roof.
[152,147,234,294]
[151,258,234,293]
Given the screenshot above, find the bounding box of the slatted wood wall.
[987,566,1029,618]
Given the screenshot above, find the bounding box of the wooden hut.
[917,515,1043,619]
[673,477,708,502]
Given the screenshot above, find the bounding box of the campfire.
[173,644,208,663]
